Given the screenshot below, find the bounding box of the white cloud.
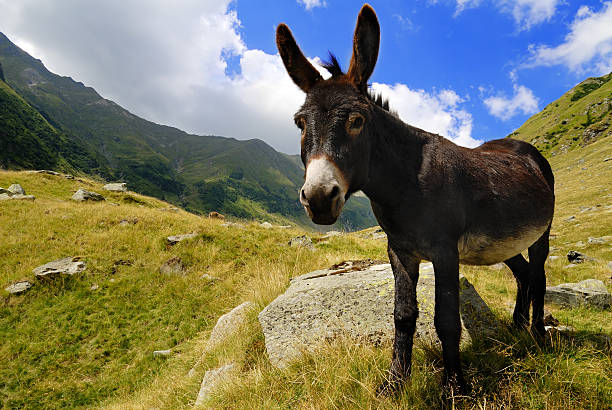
[454,0,560,30]
[483,84,539,120]
[371,83,482,147]
[525,2,612,74]
[297,0,326,11]
[0,0,480,153]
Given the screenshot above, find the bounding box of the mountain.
[0,33,376,230]
[509,72,612,155]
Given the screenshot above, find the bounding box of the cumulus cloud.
[525,2,612,74]
[454,0,560,30]
[371,83,482,147]
[0,0,479,153]
[483,84,539,120]
[297,0,326,11]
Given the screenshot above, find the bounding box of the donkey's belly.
[458,225,548,265]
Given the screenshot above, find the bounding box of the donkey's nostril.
[300,188,308,203]
[330,185,340,198]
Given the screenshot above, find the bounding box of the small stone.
[543,311,559,326]
[72,189,105,201]
[159,257,186,275]
[567,250,585,263]
[0,193,11,200]
[564,215,576,222]
[194,364,235,406]
[159,207,179,213]
[260,222,273,229]
[103,183,127,192]
[548,255,560,261]
[108,202,120,206]
[8,184,25,195]
[5,280,33,295]
[64,174,74,180]
[200,273,220,282]
[90,283,99,291]
[33,257,86,279]
[153,349,172,357]
[322,231,343,239]
[221,222,245,228]
[608,261,612,271]
[565,263,578,268]
[167,233,198,245]
[588,236,610,244]
[490,263,505,270]
[8,194,35,201]
[289,235,314,250]
[118,218,138,226]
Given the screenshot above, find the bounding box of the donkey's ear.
[347,4,380,93]
[276,23,322,93]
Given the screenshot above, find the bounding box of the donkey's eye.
[295,118,306,132]
[346,113,365,136]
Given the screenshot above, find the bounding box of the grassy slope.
[510,72,612,156]
[1,133,610,409]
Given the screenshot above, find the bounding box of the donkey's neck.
[362,107,434,206]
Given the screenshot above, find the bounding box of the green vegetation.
[510,71,612,156]
[0,32,376,231]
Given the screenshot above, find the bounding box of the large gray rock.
[259,261,500,368]
[103,183,127,192]
[8,184,25,195]
[72,189,105,201]
[194,363,235,406]
[33,257,86,279]
[545,279,611,309]
[5,280,33,295]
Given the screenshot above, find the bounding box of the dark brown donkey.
[276,4,554,396]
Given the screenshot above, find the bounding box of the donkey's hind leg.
[504,254,531,328]
[528,226,551,335]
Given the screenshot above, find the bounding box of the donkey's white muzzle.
[300,157,347,225]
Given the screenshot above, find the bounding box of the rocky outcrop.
[0,185,35,201]
[259,261,500,368]
[33,257,86,279]
[8,184,25,195]
[545,279,611,309]
[103,183,127,192]
[289,235,314,250]
[72,189,105,201]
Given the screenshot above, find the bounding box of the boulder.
[545,279,611,309]
[194,363,235,406]
[5,280,33,295]
[167,233,198,245]
[260,222,273,229]
[159,256,186,275]
[207,302,254,349]
[258,261,500,368]
[8,184,25,195]
[103,183,127,192]
[72,189,105,201]
[33,257,86,279]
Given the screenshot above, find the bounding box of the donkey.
[276,4,554,395]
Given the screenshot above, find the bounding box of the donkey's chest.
[457,225,548,265]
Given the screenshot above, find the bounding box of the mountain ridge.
[0,32,376,230]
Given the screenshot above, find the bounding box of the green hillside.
[510,72,612,155]
[0,78,104,173]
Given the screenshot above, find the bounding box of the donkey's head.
[277,4,380,225]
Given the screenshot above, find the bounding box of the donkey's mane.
[322,53,392,113]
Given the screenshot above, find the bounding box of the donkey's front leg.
[432,247,467,396]
[379,244,420,394]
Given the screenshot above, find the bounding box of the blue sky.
[1,0,611,153]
